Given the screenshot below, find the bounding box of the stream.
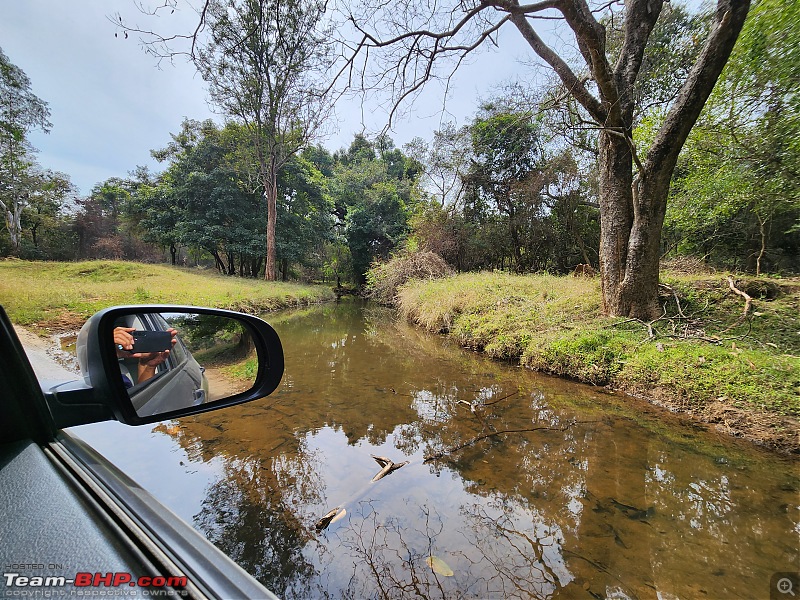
[72,299,799,599]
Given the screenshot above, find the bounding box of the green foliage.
[0,46,51,137]
[328,134,421,284]
[412,106,600,273]
[0,46,54,256]
[223,356,259,382]
[276,155,334,276]
[142,119,334,278]
[466,106,542,214]
[606,4,709,125]
[665,0,800,273]
[18,169,76,259]
[346,181,410,281]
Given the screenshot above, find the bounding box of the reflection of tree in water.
[334,501,461,599]
[147,301,797,598]
[192,442,326,599]
[330,498,570,599]
[458,500,567,598]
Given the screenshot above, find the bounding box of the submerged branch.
[423,424,584,463]
[482,390,519,407]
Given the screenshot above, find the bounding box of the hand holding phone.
[130,330,174,354]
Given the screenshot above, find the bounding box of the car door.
[0,305,282,598]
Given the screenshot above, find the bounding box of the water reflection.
[94,300,798,598]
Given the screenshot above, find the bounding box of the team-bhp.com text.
[4,573,187,589]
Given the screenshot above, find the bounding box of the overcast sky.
[1,1,532,196]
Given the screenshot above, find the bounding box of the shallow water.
[75,300,799,599]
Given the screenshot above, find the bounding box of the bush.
[366,251,453,305]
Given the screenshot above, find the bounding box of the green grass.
[222,356,259,382]
[0,259,336,330]
[398,271,800,421]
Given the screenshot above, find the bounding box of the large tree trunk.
[597,131,635,317]
[264,158,278,281]
[621,167,673,318]
[599,132,671,320]
[1,201,23,256]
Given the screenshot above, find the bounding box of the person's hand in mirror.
[134,328,178,383]
[114,326,136,354]
[113,326,178,384]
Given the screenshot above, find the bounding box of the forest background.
[1,0,797,287]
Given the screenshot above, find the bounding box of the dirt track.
[14,325,80,383]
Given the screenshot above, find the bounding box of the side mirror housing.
[45,306,283,427]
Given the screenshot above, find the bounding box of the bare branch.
[423,424,581,462]
[614,0,664,95]
[508,12,606,123]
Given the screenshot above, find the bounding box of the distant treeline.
[2,0,798,283]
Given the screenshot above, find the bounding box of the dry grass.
[398,272,603,357]
[366,251,454,305]
[0,259,335,331]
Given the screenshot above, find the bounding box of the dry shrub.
[661,255,716,275]
[366,251,454,305]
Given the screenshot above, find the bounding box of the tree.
[328,135,420,283]
[334,0,750,318]
[21,169,76,257]
[409,104,598,273]
[0,47,52,255]
[405,123,471,210]
[118,0,335,279]
[191,0,333,280]
[275,155,334,280]
[147,119,266,275]
[463,106,546,272]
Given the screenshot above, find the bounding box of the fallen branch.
[423,424,573,463]
[726,276,752,317]
[659,283,687,319]
[718,276,754,336]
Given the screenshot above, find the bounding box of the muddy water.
[75,300,798,599]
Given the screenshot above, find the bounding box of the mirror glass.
[111,312,259,417]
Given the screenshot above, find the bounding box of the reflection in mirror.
[112,312,258,417]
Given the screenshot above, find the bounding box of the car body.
[0,305,283,598]
[110,312,210,417]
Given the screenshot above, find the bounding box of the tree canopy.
[0,46,54,255]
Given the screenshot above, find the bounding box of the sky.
[1,1,535,196]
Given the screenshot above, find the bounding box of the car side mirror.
[44,306,283,427]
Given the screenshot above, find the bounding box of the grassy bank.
[397,271,800,453]
[0,259,336,331]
